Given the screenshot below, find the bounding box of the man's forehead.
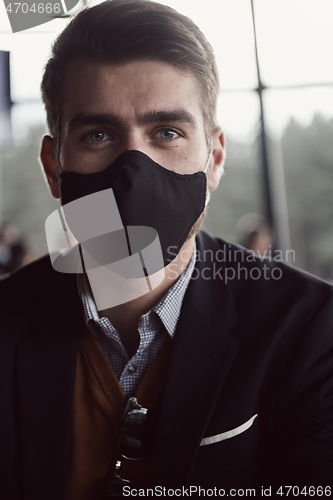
[61,58,205,128]
[63,57,198,90]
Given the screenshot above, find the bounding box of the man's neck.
[98,236,195,350]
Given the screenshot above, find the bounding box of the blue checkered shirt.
[78,243,196,396]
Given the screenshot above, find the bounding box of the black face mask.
[60,150,207,270]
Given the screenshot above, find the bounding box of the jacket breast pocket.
[190,414,259,487]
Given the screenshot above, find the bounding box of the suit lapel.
[153,233,239,486]
[17,269,81,500]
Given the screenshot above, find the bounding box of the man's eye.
[88,131,110,142]
[158,129,180,140]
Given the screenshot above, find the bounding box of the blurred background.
[0,0,332,280]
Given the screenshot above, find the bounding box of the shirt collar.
[78,239,197,338]
[152,240,196,337]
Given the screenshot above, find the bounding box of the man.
[1,1,333,499]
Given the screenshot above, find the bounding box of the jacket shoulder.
[0,254,78,312]
[0,255,53,300]
[196,230,333,310]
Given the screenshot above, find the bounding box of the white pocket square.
[200,414,258,447]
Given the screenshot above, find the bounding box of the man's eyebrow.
[67,113,124,131]
[137,110,197,127]
[67,110,197,131]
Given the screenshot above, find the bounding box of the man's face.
[41,58,224,195]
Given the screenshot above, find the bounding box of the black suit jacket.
[1,231,333,499]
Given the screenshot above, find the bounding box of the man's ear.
[207,129,226,191]
[40,135,61,199]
